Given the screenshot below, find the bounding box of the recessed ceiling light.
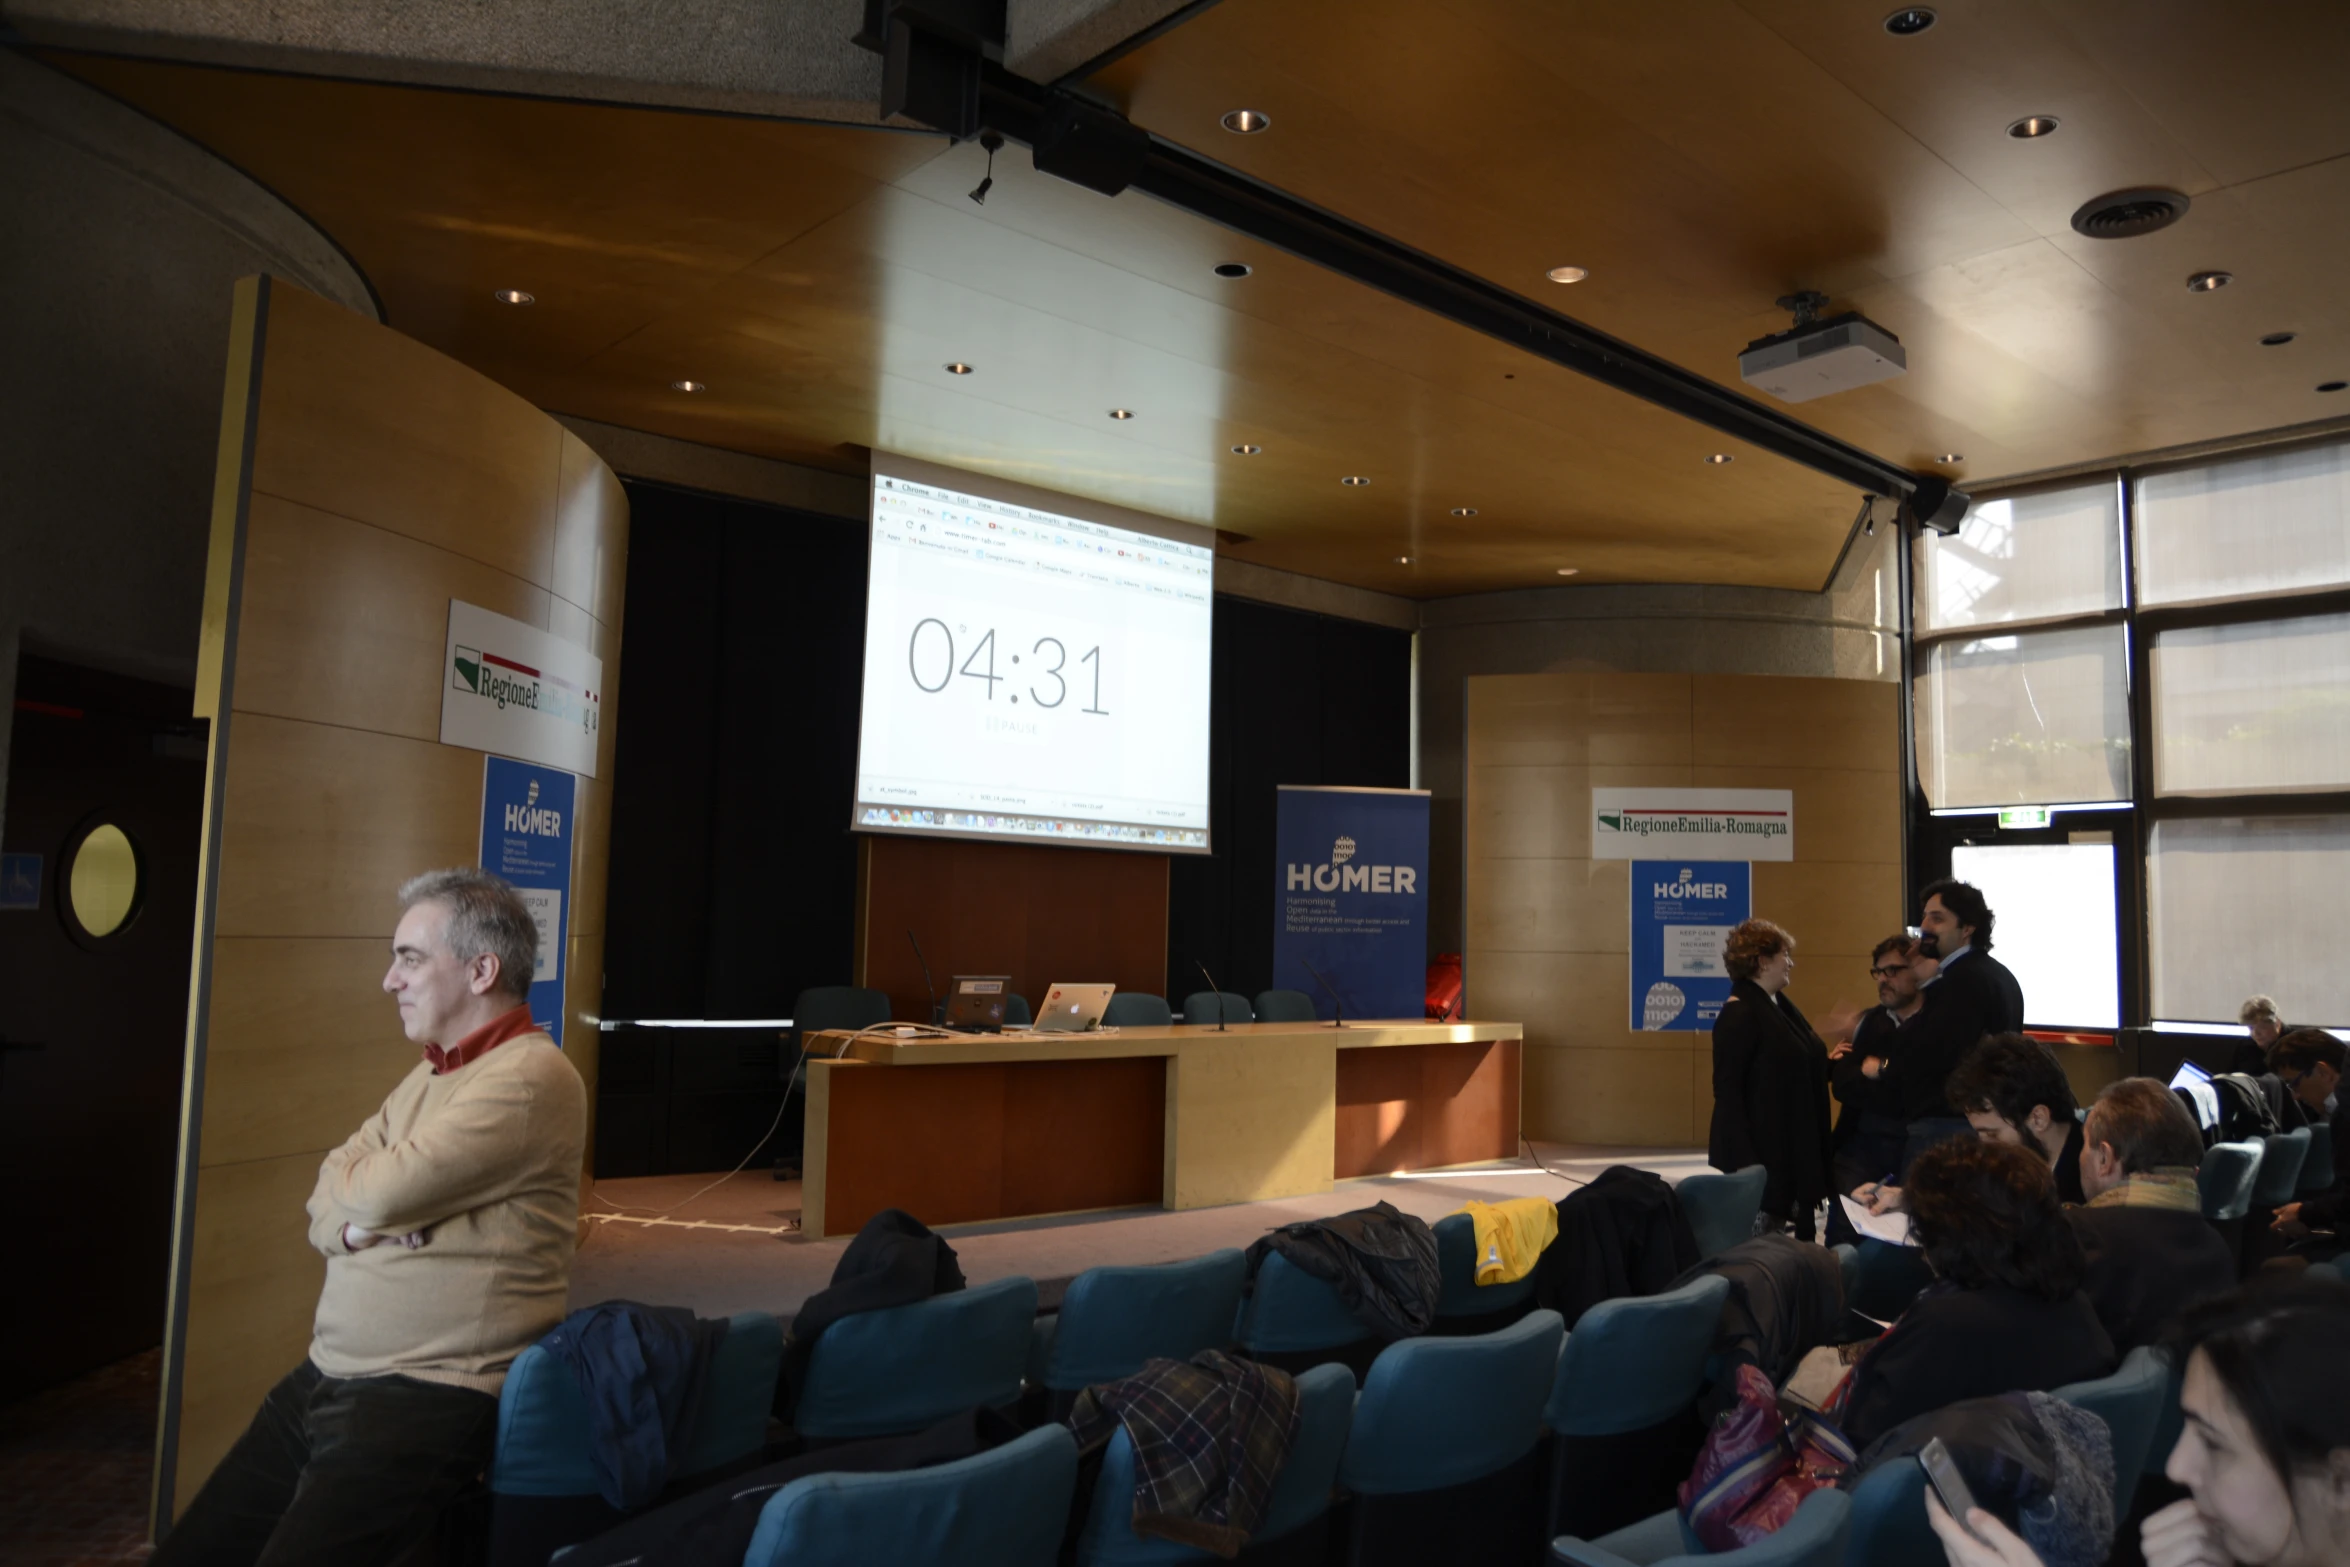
[2186,270,2233,292]
[1341,475,1371,486]
[492,288,534,305]
[2007,116,2060,139]
[1546,265,1589,284]
[1937,453,1965,464]
[1450,507,1478,517]
[1556,567,1580,576]
[1231,443,1262,455]
[1882,7,1936,35]
[1221,109,1271,134]
[944,361,974,374]
[670,380,706,393]
[1397,555,1411,565]
[2321,381,2349,394]
[1704,453,1734,464]
[1213,262,1252,279]
[2261,332,2297,347]
[1108,408,1135,420]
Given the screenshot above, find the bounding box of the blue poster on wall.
[1273,786,1429,1022]
[480,755,575,1046]
[1629,860,1751,1032]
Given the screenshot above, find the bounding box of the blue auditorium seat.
[1430,1211,1540,1332]
[2198,1140,2263,1222]
[1841,1454,1936,1564]
[1031,1250,1247,1406]
[487,1310,781,1567]
[1676,1166,1766,1261]
[1338,1310,1566,1565]
[1548,1486,1850,1567]
[1253,988,1320,1023]
[745,1423,1079,1567]
[1104,992,1174,1028]
[2055,1344,2171,1517]
[794,1276,1037,1441]
[1545,1274,1732,1541]
[1072,1361,1357,1565]
[1183,990,1254,1026]
[1234,1250,1380,1377]
[1831,1239,1934,1324]
[2299,1121,2335,1193]
[2251,1126,2310,1207]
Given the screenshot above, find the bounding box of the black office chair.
[1004,993,1032,1028]
[777,986,890,1178]
[1102,993,1172,1028]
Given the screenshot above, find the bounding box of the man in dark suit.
[1858,878,2026,1176]
[2069,1078,2238,1349]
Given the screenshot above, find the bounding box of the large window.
[2148,816,2350,1028]
[1912,479,2129,810]
[1952,842,2120,1030]
[1911,436,2350,1030]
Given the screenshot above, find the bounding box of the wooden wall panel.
[856,834,1170,1021]
[1466,672,1901,1149]
[161,278,628,1525]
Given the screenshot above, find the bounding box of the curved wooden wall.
[159,278,627,1524]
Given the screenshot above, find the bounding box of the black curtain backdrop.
[1166,599,1414,1007]
[598,482,1411,1167]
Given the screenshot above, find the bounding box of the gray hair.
[2239,994,2281,1027]
[397,868,538,1002]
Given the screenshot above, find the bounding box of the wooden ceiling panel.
[51,51,1865,597]
[1091,0,2350,485]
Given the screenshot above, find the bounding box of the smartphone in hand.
[1918,1437,1986,1543]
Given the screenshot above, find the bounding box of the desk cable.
[588,1021,953,1222]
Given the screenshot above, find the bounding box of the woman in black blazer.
[1708,918,1836,1240]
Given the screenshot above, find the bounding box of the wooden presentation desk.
[798,1020,1523,1240]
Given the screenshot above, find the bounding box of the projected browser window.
[852,469,1215,853]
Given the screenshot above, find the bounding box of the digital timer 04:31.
[907,619,1107,714]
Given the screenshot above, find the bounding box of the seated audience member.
[153,869,588,1567]
[1859,1032,2085,1215]
[2226,995,2286,1077]
[2068,1079,2239,1350]
[2271,1030,2348,1238]
[1928,1273,2350,1567]
[1838,1137,2113,1450]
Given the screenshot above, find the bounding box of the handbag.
[1678,1364,1856,1551]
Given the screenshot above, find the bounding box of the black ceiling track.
[860,6,1957,514]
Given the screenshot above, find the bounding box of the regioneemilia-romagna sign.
[440,599,604,779]
[1590,788,1794,862]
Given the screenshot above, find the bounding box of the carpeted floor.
[572,1142,1708,1318]
[1,1347,160,1566]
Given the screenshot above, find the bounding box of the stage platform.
[572,1143,1709,1320]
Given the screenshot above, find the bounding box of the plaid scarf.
[2083,1169,2202,1212]
[1067,1350,1302,1557]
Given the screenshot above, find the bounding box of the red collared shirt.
[422,1004,541,1075]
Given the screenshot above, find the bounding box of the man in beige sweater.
[156,868,586,1567]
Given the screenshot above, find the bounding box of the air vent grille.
[2070,188,2192,239]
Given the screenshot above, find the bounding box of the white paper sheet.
[1839,1193,1916,1247]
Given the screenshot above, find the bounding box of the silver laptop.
[1032,982,1116,1032]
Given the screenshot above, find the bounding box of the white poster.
[1593,788,1794,861]
[439,600,604,778]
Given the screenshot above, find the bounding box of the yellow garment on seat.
[1454,1195,1558,1285]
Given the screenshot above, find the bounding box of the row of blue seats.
[495,1275,2178,1565]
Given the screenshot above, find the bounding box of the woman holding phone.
[1927,1273,2350,1567]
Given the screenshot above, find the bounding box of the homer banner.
[1273,785,1429,1022]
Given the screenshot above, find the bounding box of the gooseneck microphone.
[1298,957,1347,1029]
[908,929,942,1026]
[1193,957,1230,1031]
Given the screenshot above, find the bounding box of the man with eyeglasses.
[1826,933,1937,1243]
[2270,1030,2348,1249]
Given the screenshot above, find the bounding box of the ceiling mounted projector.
[1739,291,1907,403]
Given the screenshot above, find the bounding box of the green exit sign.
[1998,807,2052,829]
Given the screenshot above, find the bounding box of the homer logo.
[1286,837,1417,895]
